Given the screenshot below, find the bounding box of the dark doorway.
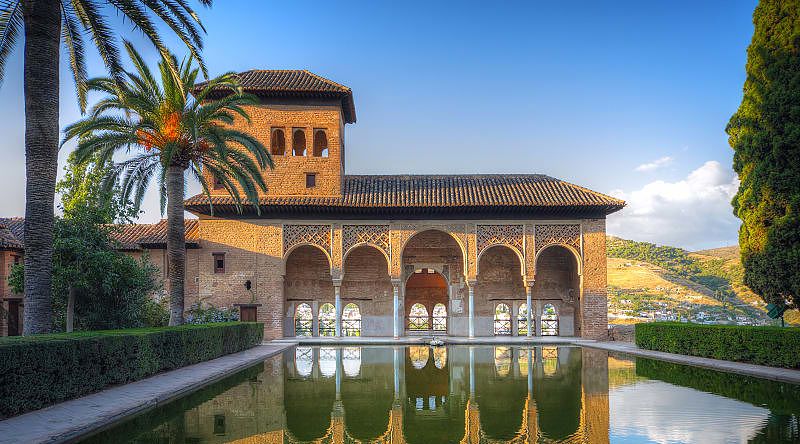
[7,299,21,336]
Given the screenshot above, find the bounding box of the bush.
[0,322,263,418]
[635,322,800,368]
[185,304,239,324]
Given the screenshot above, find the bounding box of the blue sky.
[0,0,758,250]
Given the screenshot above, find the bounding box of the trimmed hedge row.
[0,322,263,418]
[635,322,800,368]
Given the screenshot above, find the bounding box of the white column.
[393,283,400,338]
[469,347,475,398]
[334,285,342,337]
[393,347,400,399]
[526,285,533,337]
[468,284,475,338]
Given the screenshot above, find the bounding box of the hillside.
[606,237,793,326]
[689,245,800,325]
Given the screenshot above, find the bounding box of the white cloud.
[611,381,769,444]
[635,156,673,172]
[607,161,740,250]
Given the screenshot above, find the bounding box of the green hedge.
[635,322,800,368]
[0,322,263,418]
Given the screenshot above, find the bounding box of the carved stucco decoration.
[342,224,390,258]
[390,223,467,278]
[534,224,582,258]
[283,224,332,258]
[476,224,524,258]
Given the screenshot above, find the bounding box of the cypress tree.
[726,0,800,310]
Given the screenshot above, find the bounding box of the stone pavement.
[0,342,295,444]
[585,341,800,384]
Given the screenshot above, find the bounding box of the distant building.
[1,71,625,339]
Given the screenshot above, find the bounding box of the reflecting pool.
[81,346,800,443]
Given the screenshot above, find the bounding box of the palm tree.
[64,43,271,325]
[0,0,211,334]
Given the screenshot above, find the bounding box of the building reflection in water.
[148,345,611,444]
[85,343,800,444]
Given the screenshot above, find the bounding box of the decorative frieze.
[476,224,524,257]
[534,223,581,257]
[283,224,332,256]
[342,224,390,258]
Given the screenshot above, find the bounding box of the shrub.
[635,322,800,368]
[185,304,239,324]
[0,322,263,418]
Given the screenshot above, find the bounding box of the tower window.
[213,252,225,273]
[313,129,329,157]
[306,173,317,188]
[292,129,306,156]
[271,128,286,155]
[212,176,223,190]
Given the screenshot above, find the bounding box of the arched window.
[542,304,559,336]
[494,346,512,376]
[292,129,306,156]
[271,128,285,155]
[518,348,530,375]
[433,347,447,369]
[494,303,511,335]
[312,129,328,157]
[409,346,429,369]
[319,303,336,336]
[342,303,362,337]
[343,347,361,377]
[517,303,529,336]
[294,303,313,336]
[295,346,313,377]
[432,303,447,332]
[319,347,336,377]
[408,303,429,331]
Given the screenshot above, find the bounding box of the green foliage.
[726,0,800,310]
[62,43,273,216]
[185,304,239,324]
[0,322,263,418]
[0,0,210,111]
[635,322,800,368]
[57,152,138,224]
[8,217,161,331]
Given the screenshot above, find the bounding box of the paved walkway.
[0,342,295,444]
[585,341,800,384]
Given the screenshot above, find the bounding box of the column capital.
[466,279,477,288]
[391,278,403,287]
[332,279,343,288]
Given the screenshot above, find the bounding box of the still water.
[82,346,800,443]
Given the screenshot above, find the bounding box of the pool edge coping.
[583,341,800,385]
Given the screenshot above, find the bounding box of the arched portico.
[400,229,466,337]
[533,244,581,336]
[341,245,392,336]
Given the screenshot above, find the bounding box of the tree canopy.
[726,0,800,310]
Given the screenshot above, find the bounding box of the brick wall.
[205,103,345,198]
[580,218,609,340]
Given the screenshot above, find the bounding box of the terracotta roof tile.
[108,220,199,250]
[0,218,199,251]
[195,70,356,123]
[185,174,625,217]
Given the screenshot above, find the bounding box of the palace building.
[0,70,624,340]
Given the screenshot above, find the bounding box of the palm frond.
[0,0,22,85]
[61,2,89,111]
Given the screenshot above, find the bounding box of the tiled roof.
[0,221,23,251]
[107,220,200,250]
[185,174,625,218]
[195,70,356,123]
[0,218,199,251]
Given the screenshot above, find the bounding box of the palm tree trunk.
[166,164,186,326]
[22,0,61,335]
